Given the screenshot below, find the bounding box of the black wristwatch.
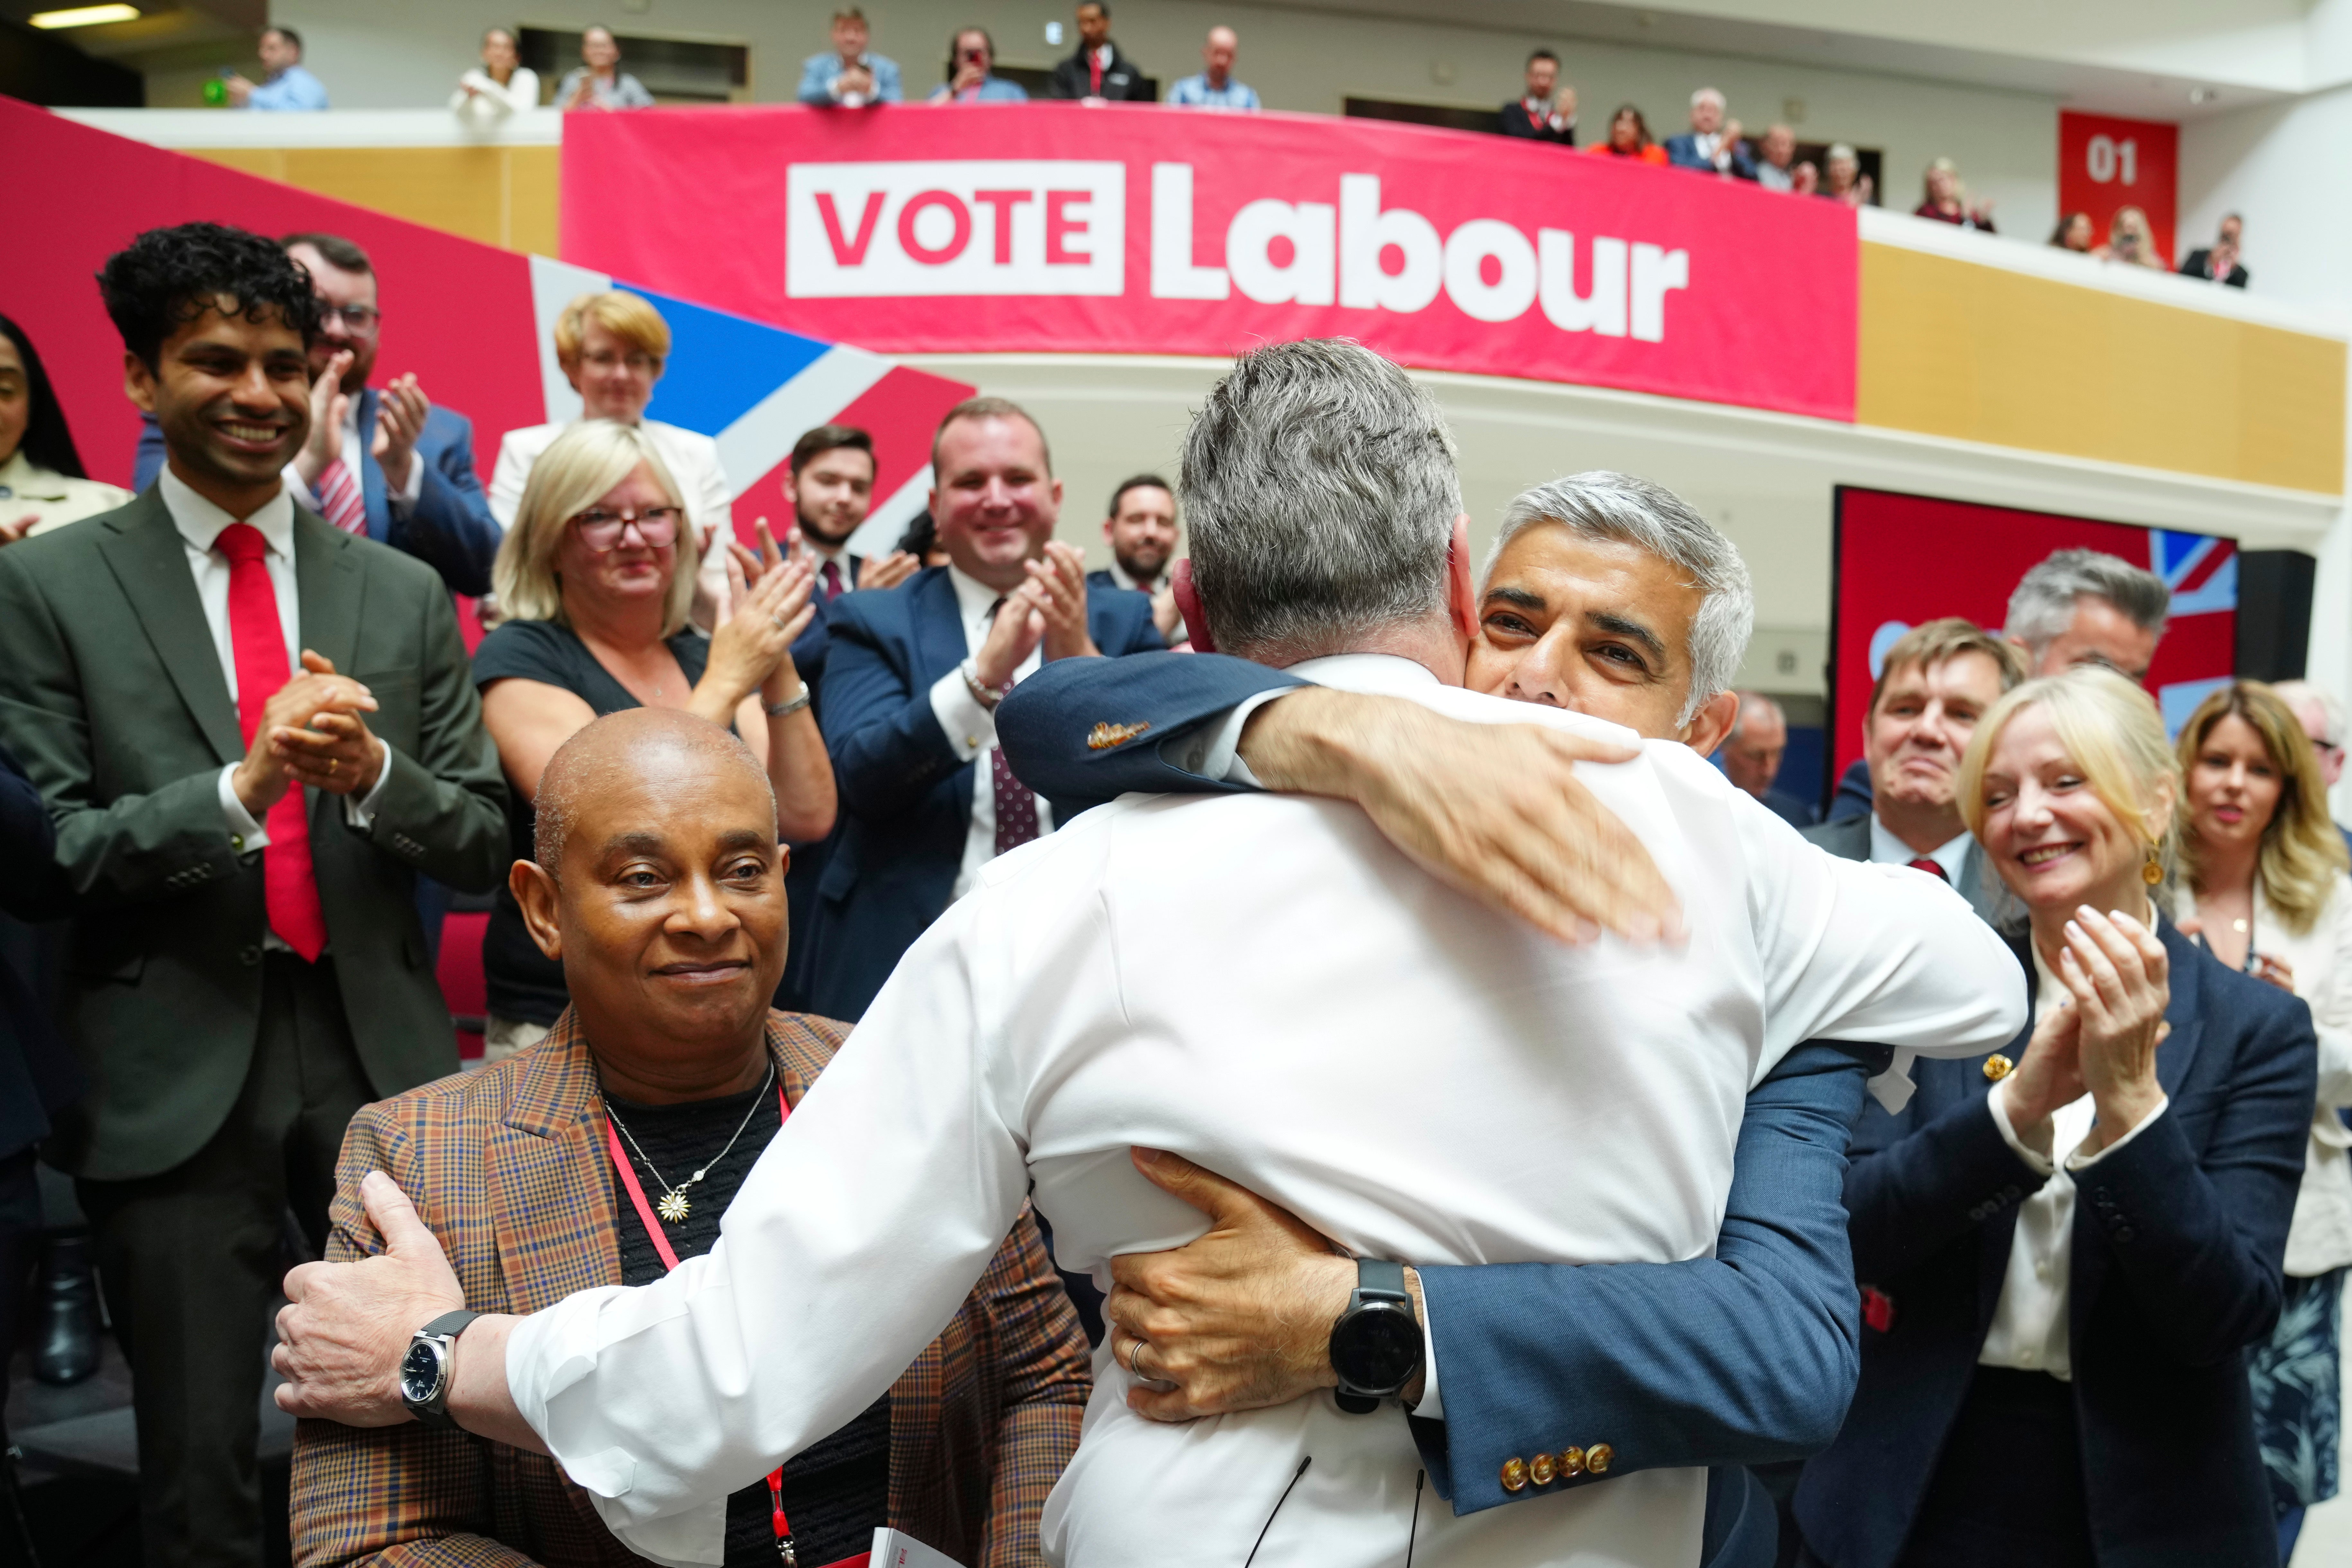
[1328,1258,1423,1413]
[399,1308,482,1430]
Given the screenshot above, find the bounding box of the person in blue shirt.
[1167,26,1259,109]
[227,25,329,112]
[799,8,902,107]
[928,27,1028,103]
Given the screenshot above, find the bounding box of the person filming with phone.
[929,27,1027,103]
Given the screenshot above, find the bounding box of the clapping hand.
[0,515,38,545]
[857,551,921,591]
[2059,907,2171,1157]
[971,585,1047,692]
[1024,541,1100,662]
[293,350,355,490]
[233,651,382,816]
[370,373,431,493]
[702,545,816,711]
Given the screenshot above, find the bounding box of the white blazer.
[504,654,2029,1568]
[449,66,541,121]
[2252,872,2352,1277]
[490,419,733,617]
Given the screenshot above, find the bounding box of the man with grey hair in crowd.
[2272,678,2352,857]
[273,340,2022,1568]
[1723,690,1817,826]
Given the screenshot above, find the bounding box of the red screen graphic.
[1829,488,2236,783]
[2057,112,2179,268]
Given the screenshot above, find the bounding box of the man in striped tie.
[0,222,508,1568]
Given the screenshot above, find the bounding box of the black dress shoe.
[30,1232,100,1386]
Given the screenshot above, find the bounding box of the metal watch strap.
[408,1309,483,1429]
[764,683,812,718]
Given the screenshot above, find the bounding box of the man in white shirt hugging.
[271,341,2024,1568]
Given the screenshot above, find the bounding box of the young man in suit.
[131,231,505,597]
[1497,48,1575,143]
[0,222,509,1568]
[1047,0,1153,102]
[802,397,1163,1023]
[1084,473,1185,645]
[2178,212,2251,287]
[1803,619,2023,917]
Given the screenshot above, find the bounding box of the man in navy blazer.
[1665,86,1757,178]
[803,397,1162,1024]
[993,493,1931,1563]
[132,233,501,597]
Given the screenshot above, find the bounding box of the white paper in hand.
[866,1529,967,1568]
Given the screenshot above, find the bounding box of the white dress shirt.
[287,393,424,525]
[491,419,733,618]
[450,66,541,120]
[504,652,2027,1568]
[1980,943,2169,1380]
[925,566,1055,897]
[158,470,392,941]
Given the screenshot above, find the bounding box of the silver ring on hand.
[769,612,789,632]
[1124,1334,1150,1380]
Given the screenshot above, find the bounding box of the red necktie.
[1089,51,1104,95]
[986,598,1040,855]
[314,456,366,535]
[216,523,329,961]
[1906,857,1948,883]
[821,558,845,602]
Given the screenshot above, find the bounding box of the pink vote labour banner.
[561,105,1860,423]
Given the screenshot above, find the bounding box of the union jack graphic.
[2147,528,2238,736]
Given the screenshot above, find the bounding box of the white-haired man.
[273,342,2022,1568]
[2273,678,2352,859]
[1665,87,1754,178]
[1724,691,1815,826]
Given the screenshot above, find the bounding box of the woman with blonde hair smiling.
[2176,680,2352,1559]
[1791,666,2316,1568]
[472,421,834,1060]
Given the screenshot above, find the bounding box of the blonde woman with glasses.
[472,421,833,1060]
[1792,667,2316,1568]
[2177,680,2352,1561]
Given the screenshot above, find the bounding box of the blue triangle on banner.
[631,284,833,438]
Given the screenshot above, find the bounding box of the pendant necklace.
[605,1062,776,1224]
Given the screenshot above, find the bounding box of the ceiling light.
[30,3,140,26]
[2189,87,2219,104]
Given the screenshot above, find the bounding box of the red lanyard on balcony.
[606,1084,870,1568]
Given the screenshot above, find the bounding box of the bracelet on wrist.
[961,657,1005,710]
[765,683,813,719]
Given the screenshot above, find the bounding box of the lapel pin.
[1086,721,1150,751]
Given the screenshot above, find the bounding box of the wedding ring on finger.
[770,613,789,633]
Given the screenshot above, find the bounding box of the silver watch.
[399,1308,481,1430]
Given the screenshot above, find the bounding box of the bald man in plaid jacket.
[291,1007,1090,1568]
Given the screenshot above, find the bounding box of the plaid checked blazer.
[291,1008,1091,1567]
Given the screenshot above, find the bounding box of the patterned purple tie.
[987,597,1040,854]
[821,558,845,603]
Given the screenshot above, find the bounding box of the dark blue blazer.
[1665,131,1757,179]
[998,650,1895,1567]
[1793,923,2315,1568]
[135,395,501,596]
[0,739,82,1162]
[1826,757,1873,823]
[802,566,1163,1021]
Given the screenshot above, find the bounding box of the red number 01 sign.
[2057,111,2178,267]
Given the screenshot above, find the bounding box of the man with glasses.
[135,232,503,597]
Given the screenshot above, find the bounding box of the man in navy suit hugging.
[134,232,502,597]
[802,396,1164,1024]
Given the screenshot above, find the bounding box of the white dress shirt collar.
[160,465,294,558]
[1286,651,1447,695]
[946,562,1015,626]
[1867,814,1972,884]
[1105,558,1162,595]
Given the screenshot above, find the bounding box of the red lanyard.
[607,1083,863,1568]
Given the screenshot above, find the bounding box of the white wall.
[2180,81,2352,317]
[267,0,2061,235]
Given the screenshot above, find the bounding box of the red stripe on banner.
[562,104,1859,422]
[728,365,973,552]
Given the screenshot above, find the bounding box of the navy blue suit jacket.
[1793,923,2314,1568]
[1665,131,1758,179]
[803,567,1163,1021]
[135,395,501,596]
[997,650,1891,1562]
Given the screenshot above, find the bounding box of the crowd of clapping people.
[1,211,2346,1568]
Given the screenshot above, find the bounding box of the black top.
[472,619,714,1024]
[605,1076,892,1567]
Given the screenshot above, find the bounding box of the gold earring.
[2142,849,2164,886]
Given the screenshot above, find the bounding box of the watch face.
[399,1339,444,1405]
[1331,1303,1422,1395]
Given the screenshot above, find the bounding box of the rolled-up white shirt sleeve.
[504,904,1031,1567]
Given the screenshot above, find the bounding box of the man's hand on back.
[1105,1150,1360,1422]
[1237,688,1684,946]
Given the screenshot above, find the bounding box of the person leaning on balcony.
[224,25,328,112]
[1496,48,1576,144]
[451,27,541,123]
[1664,87,1755,178]
[1583,103,1668,165]
[2051,211,2096,253]
[1048,1,1153,103]
[1820,142,1874,208]
[2180,213,2251,288]
[1914,158,1995,232]
[2097,206,2171,270]
[929,27,1029,103]
[1166,26,1259,110]
[800,7,903,108]
[1753,124,1803,192]
[556,26,655,111]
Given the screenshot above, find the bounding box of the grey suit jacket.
[1801,812,2013,926]
[0,488,509,1181]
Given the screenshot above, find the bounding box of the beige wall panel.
[1859,242,2344,495]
